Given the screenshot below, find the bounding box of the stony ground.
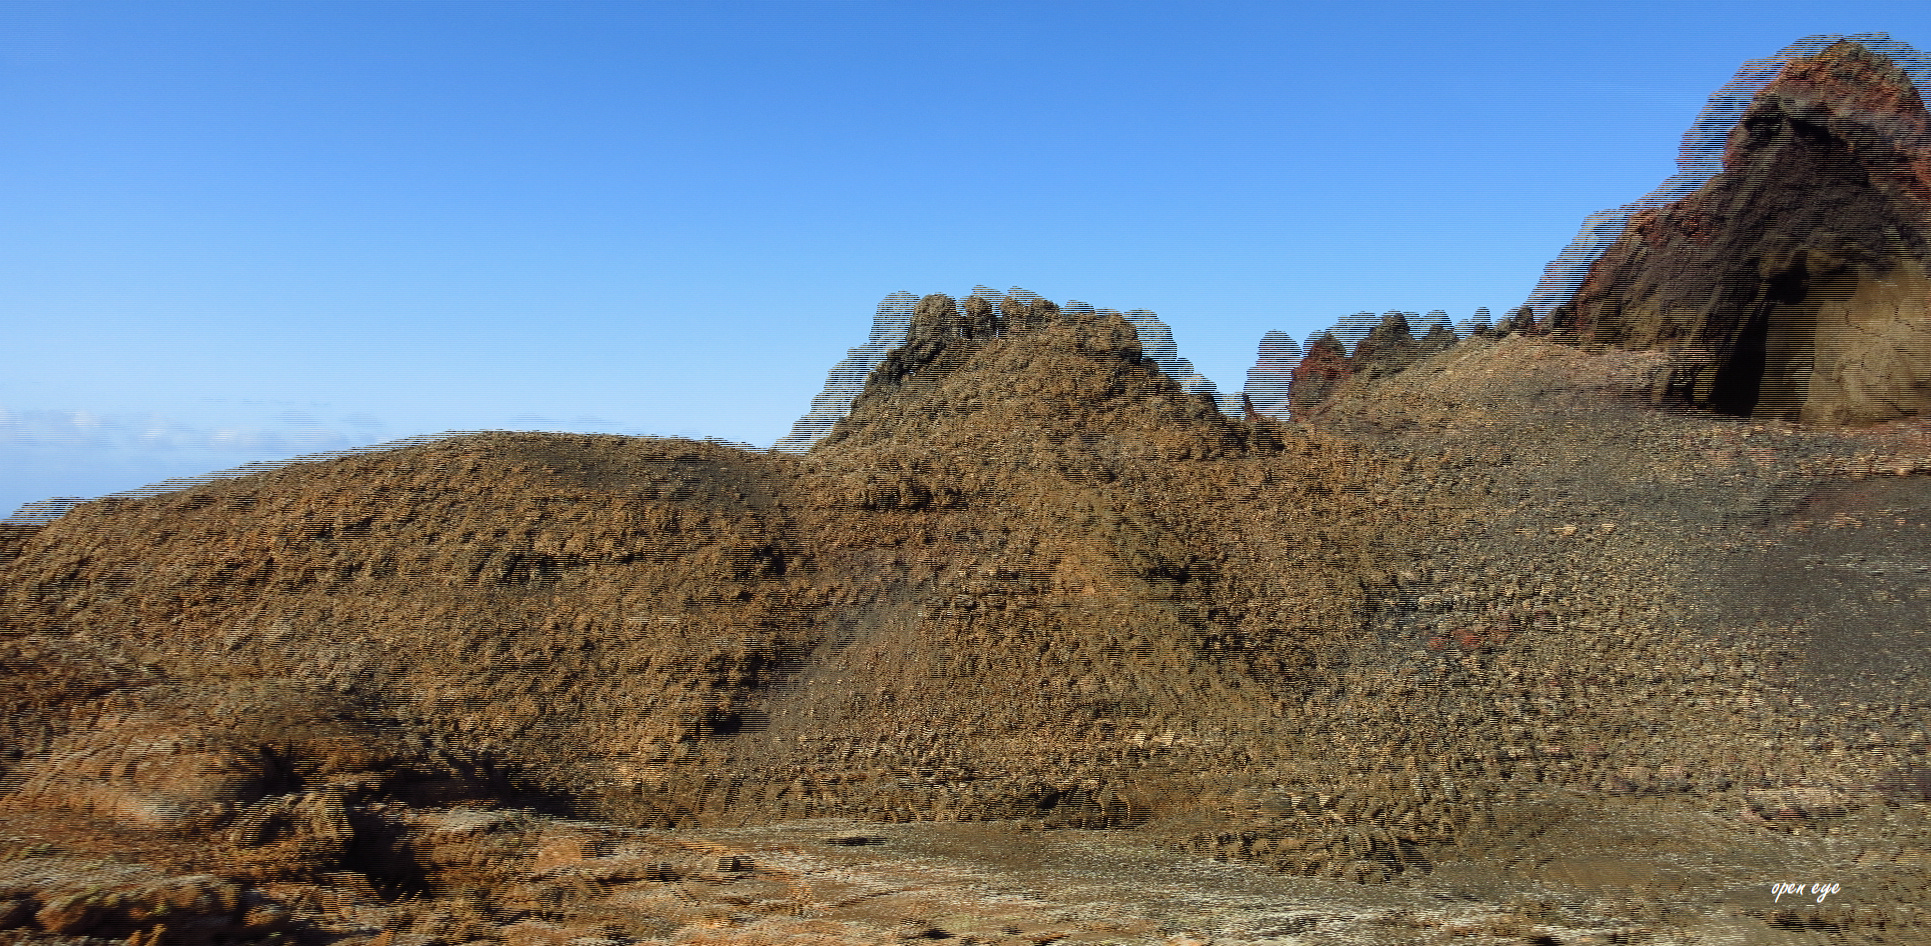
[1299,336,1931,942]
[1,308,1926,945]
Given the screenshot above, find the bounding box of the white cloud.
[0,407,386,458]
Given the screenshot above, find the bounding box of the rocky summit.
[1555,40,1931,426]
[5,39,1931,946]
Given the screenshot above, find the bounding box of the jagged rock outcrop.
[1351,312,1446,380]
[779,288,1229,453]
[1268,312,1463,419]
[1522,33,1931,323]
[1287,332,1352,418]
[1269,37,1931,429]
[1557,39,1931,425]
[817,292,1251,462]
[1247,37,1931,431]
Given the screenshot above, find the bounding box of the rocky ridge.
[1523,32,1931,324]
[3,290,1929,944]
[778,288,1223,454]
[1261,37,1931,430]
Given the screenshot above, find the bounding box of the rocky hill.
[6,290,1930,945]
[4,37,1931,946]
[778,289,1225,454]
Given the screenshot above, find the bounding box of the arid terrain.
[4,300,1930,946]
[4,34,1931,946]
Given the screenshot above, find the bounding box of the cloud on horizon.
[0,406,389,459]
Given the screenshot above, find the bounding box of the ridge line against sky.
[1521,31,1931,322]
[773,288,1227,454]
[1236,30,1931,413]
[7,1,1931,515]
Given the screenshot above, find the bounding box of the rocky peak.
[780,289,1228,453]
[1352,311,1456,380]
[860,293,1141,388]
[1287,332,1352,419]
[1722,41,1931,212]
[1738,41,1931,158]
[814,292,1259,463]
[1558,38,1931,425]
[1266,312,1466,421]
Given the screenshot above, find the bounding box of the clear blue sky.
[7,0,1931,513]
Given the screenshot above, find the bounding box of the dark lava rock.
[1563,40,1931,425]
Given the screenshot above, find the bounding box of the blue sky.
[7,0,1931,513]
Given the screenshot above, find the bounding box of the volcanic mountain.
[0,295,1403,835]
[7,289,1930,944]
[5,40,1931,946]
[1555,40,1931,425]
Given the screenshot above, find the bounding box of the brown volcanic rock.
[821,292,1247,459]
[0,298,1571,942]
[0,298,1439,862]
[1562,40,1931,425]
[730,296,1421,837]
[1351,311,1458,381]
[5,297,1931,942]
[1288,332,1354,418]
[1284,313,1456,419]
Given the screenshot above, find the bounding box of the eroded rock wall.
[1530,39,1931,426]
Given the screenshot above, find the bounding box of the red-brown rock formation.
[1559,41,1931,425]
[1287,332,1353,418]
[1282,313,1458,419]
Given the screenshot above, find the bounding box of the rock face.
[1559,40,1931,425]
[1287,332,1353,418]
[1250,38,1931,430]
